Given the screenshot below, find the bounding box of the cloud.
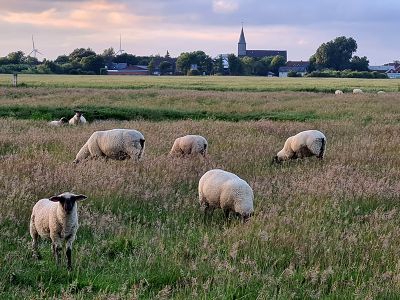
[0,0,399,64]
[212,0,239,14]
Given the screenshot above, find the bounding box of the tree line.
[0,36,387,77]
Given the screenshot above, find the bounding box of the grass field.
[1,74,400,92]
[1,75,400,299]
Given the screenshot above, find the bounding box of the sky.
[0,0,399,65]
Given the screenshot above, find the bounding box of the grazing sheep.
[377,91,386,95]
[49,117,68,126]
[69,110,87,125]
[198,169,254,222]
[335,90,343,95]
[273,130,326,163]
[30,192,87,270]
[353,89,363,94]
[74,129,145,163]
[169,135,208,157]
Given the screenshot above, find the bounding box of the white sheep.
[353,89,363,94]
[198,169,254,222]
[69,110,87,125]
[169,135,208,157]
[74,129,145,163]
[335,90,343,95]
[30,192,87,270]
[49,117,68,126]
[273,130,326,163]
[377,91,386,95]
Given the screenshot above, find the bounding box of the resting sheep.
[69,110,87,125]
[49,117,68,126]
[198,169,254,222]
[30,192,87,270]
[335,90,343,95]
[377,91,386,95]
[74,129,145,163]
[353,89,363,94]
[273,130,326,163]
[169,135,208,157]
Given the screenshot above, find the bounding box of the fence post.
[12,73,18,87]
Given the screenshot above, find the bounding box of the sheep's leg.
[51,236,62,266]
[223,209,230,219]
[203,203,214,221]
[30,232,41,259]
[65,239,74,271]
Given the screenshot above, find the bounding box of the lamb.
[353,88,363,94]
[273,130,326,163]
[49,117,68,126]
[169,135,208,157]
[198,169,254,222]
[29,192,87,270]
[74,129,145,163]
[335,90,343,95]
[69,110,87,125]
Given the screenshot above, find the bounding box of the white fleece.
[74,129,145,163]
[198,169,254,218]
[170,135,208,157]
[276,130,326,161]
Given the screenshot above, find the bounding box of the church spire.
[238,25,246,44]
[238,24,246,56]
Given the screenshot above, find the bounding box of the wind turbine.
[115,34,125,55]
[28,35,43,58]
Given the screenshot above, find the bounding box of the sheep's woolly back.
[198,169,254,216]
[335,90,343,95]
[377,91,386,95]
[353,89,363,94]
[74,129,145,162]
[170,135,208,156]
[49,120,62,126]
[277,130,326,160]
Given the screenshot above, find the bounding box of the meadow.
[1,75,400,299]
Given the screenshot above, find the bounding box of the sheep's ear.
[49,196,63,202]
[74,194,87,201]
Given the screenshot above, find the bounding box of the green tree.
[350,56,369,71]
[101,48,115,67]
[176,51,212,75]
[213,55,225,75]
[270,55,286,75]
[148,59,155,75]
[159,61,172,75]
[69,48,96,62]
[227,54,242,75]
[81,55,105,74]
[240,56,255,75]
[114,53,139,65]
[55,55,69,64]
[313,36,357,70]
[7,51,25,64]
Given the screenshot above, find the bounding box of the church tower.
[238,26,246,57]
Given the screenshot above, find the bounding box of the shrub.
[187,69,200,76]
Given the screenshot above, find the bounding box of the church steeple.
[238,25,246,57]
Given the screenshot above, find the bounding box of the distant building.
[279,61,310,77]
[386,65,400,79]
[238,26,287,61]
[108,63,149,75]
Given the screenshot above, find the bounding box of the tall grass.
[1,116,400,298]
[0,74,399,92]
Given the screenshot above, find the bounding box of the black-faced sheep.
[30,192,87,270]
